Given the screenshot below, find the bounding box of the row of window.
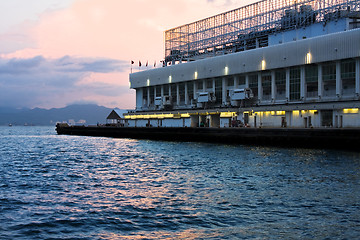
[142,59,357,105]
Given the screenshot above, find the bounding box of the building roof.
[107,109,127,119]
[130,28,360,88]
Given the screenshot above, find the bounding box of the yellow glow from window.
[194,71,198,79]
[163,114,174,118]
[293,110,300,116]
[220,112,236,118]
[261,60,266,70]
[181,113,190,118]
[306,52,312,64]
[146,79,150,86]
[343,108,359,114]
[224,66,229,75]
[169,75,172,83]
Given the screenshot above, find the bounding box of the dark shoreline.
[56,125,360,151]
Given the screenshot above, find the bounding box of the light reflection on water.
[0,126,360,239]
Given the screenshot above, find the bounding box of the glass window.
[188,81,194,100]
[206,79,213,89]
[215,78,222,104]
[227,77,234,87]
[290,67,300,101]
[341,59,356,80]
[322,63,336,82]
[248,74,258,98]
[305,64,318,83]
[238,75,246,86]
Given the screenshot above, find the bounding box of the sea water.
[0,126,359,239]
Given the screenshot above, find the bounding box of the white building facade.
[127,0,360,128]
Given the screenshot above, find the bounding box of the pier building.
[127,0,360,129]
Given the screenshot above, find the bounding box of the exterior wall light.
[261,60,266,70]
[224,66,229,75]
[194,71,198,79]
[306,52,312,64]
[146,79,150,86]
[169,75,172,83]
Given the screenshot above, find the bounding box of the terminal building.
[126,0,360,128]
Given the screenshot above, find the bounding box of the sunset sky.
[0,0,255,109]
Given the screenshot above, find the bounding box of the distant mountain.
[0,104,124,126]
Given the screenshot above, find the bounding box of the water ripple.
[1,126,360,239]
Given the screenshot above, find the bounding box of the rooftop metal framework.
[164,0,360,63]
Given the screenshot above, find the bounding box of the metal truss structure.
[164,0,360,64]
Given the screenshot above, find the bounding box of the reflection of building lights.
[146,79,150,86]
[261,60,266,70]
[224,66,229,75]
[169,75,172,83]
[306,52,312,64]
[194,71,198,79]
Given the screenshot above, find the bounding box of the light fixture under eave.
[224,66,229,75]
[194,71,198,79]
[306,52,312,64]
[169,75,172,83]
[261,60,266,70]
[146,79,150,86]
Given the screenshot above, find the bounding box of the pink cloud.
[0,0,254,109]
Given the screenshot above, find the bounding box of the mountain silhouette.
[0,104,120,126]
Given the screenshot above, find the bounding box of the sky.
[0,0,255,109]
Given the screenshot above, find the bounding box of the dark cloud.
[0,56,45,74]
[54,56,126,73]
[0,55,130,108]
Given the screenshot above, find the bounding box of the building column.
[202,80,206,92]
[161,85,164,97]
[258,73,262,102]
[222,77,227,105]
[318,64,323,99]
[286,68,290,101]
[271,70,276,101]
[212,78,216,93]
[185,82,189,105]
[193,81,198,100]
[154,87,157,103]
[176,83,180,106]
[300,66,306,100]
[336,61,342,98]
[234,75,239,89]
[356,58,360,96]
[245,75,249,88]
[147,87,151,108]
[138,88,144,110]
